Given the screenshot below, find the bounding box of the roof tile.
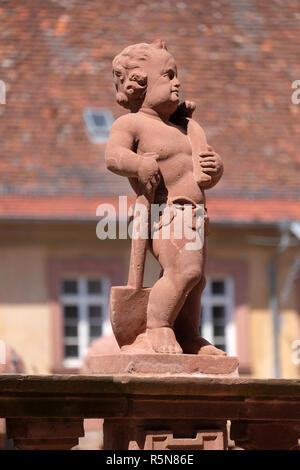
[0,0,299,222]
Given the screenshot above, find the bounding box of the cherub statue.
[105,40,225,355]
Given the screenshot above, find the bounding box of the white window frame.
[201,277,236,356]
[83,108,114,143]
[61,277,111,368]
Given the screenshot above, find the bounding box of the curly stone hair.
[112,40,168,112]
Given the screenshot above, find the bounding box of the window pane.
[64,325,77,337]
[62,280,78,295]
[64,345,78,358]
[88,280,102,295]
[64,305,78,319]
[212,305,225,320]
[213,325,225,337]
[92,113,106,127]
[212,281,225,295]
[89,305,102,319]
[90,325,102,338]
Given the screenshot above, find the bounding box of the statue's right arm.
[105,115,142,178]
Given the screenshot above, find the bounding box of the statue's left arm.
[171,101,224,189]
[199,145,224,189]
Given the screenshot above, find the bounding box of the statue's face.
[142,50,180,116]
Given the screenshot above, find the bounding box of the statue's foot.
[198,343,226,356]
[121,333,154,354]
[180,336,226,356]
[146,327,183,354]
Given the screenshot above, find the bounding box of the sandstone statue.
[105,40,225,355]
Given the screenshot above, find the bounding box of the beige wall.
[0,221,129,373]
[0,221,299,378]
[206,225,300,378]
[0,246,50,373]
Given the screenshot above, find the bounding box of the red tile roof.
[0,0,299,223]
[1,195,299,224]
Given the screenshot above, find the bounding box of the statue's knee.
[177,265,202,289]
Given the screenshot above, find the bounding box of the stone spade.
[109,190,152,349]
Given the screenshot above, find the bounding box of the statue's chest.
[137,122,192,159]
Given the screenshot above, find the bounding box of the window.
[83,108,114,143]
[61,277,110,367]
[200,278,236,356]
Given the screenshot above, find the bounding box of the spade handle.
[127,191,152,290]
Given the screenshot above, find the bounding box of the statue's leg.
[146,232,204,354]
[174,277,226,356]
[171,212,226,356]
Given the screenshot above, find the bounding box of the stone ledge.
[0,374,300,423]
[88,354,239,377]
[0,375,299,450]
[1,374,300,398]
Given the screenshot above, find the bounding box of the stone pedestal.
[88,353,239,377]
[1,374,300,450]
[231,420,300,450]
[89,354,238,450]
[104,419,227,450]
[6,418,84,450]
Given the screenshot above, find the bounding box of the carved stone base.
[88,353,239,377]
[231,420,300,450]
[104,419,228,450]
[6,418,84,450]
[92,354,237,450]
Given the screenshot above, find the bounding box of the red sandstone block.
[88,354,239,377]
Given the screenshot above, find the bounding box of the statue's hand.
[199,146,223,179]
[169,100,196,124]
[137,153,161,197]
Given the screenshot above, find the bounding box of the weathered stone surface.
[142,430,225,450]
[106,41,225,357]
[104,418,228,450]
[13,438,79,450]
[6,417,84,450]
[88,354,239,377]
[231,420,300,450]
[2,374,300,399]
[0,375,300,450]
[6,418,83,439]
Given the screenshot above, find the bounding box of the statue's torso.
[135,113,205,205]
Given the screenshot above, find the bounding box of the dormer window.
[83,108,114,143]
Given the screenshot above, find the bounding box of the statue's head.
[112,40,180,114]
